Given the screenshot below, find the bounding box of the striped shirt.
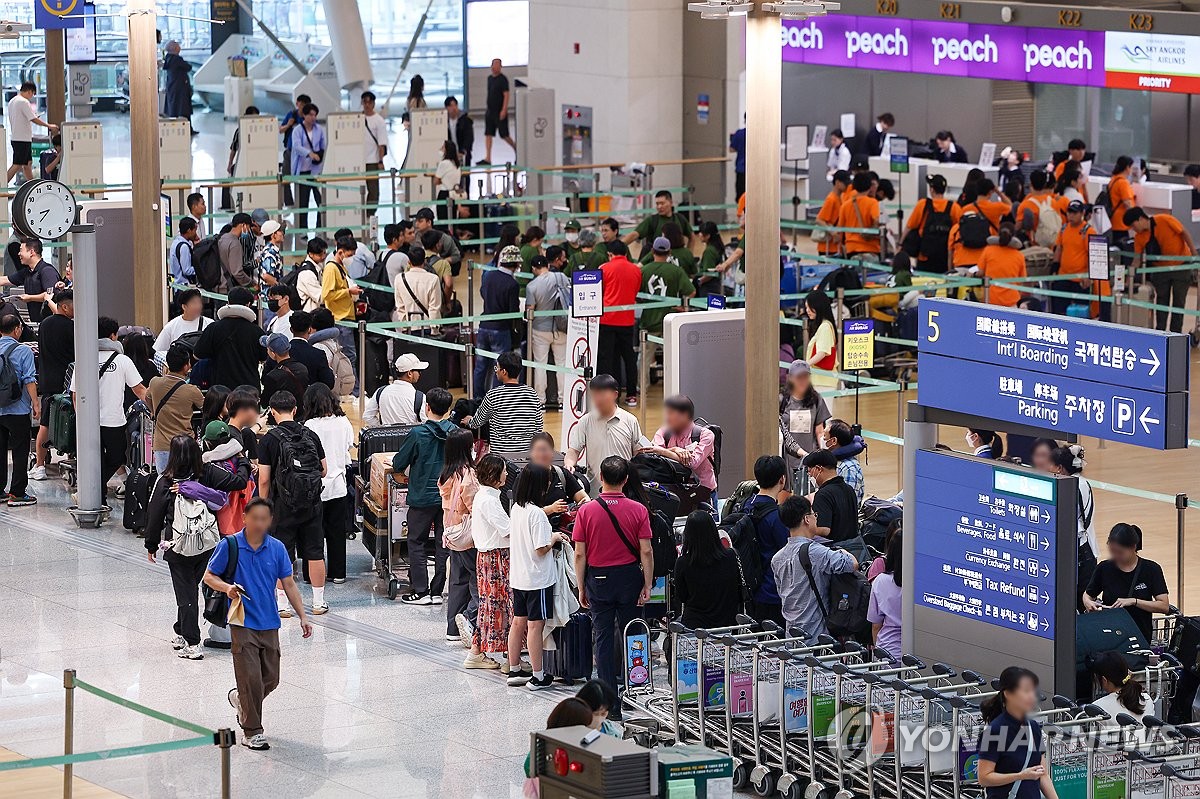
[471,382,544,453]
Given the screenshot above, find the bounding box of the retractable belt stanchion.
[1178,493,1189,614]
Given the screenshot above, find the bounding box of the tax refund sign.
[917,298,1189,449]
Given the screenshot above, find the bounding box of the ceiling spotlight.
[763,1,840,18]
[687,1,754,19]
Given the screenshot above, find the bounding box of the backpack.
[328,343,356,397]
[191,236,223,291]
[202,535,240,627]
[0,339,23,407]
[282,260,317,292]
[958,206,992,250]
[550,275,571,333]
[653,418,723,480]
[719,479,759,523]
[362,255,397,315]
[214,459,255,536]
[272,425,324,513]
[1095,185,1115,217]
[630,451,692,484]
[1031,196,1063,248]
[721,501,776,594]
[169,491,222,556]
[817,265,863,294]
[648,509,676,577]
[799,541,872,639]
[918,199,954,270]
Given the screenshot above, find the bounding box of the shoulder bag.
[400,271,430,323]
[442,473,474,551]
[202,535,240,627]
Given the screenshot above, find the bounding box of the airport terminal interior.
[6,0,1200,797]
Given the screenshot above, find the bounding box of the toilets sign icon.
[35,0,84,29]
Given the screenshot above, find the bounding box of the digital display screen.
[913,450,1059,641]
[65,3,97,65]
[466,1,528,68]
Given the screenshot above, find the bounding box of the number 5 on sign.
[842,319,875,371]
[926,309,940,343]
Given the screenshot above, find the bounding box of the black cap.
[802,449,837,470]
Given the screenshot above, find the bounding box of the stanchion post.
[403,176,412,221]
[467,266,476,342]
[63,669,76,799]
[526,306,536,366]
[277,170,285,213]
[205,185,215,228]
[535,171,546,226]
[360,185,368,241]
[638,329,649,429]
[216,728,235,799]
[1178,493,1188,613]
[896,379,905,489]
[357,321,367,420]
[235,191,243,213]
[465,342,476,398]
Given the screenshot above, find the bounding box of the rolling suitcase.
[543,612,593,682]
[642,482,681,522]
[48,392,76,455]
[122,465,154,534]
[357,424,416,478]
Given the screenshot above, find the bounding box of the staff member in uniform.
[977,667,1059,799]
[1126,206,1198,333]
[1082,523,1170,643]
[1050,200,1098,316]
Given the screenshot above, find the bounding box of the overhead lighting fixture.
[687,1,754,19]
[763,0,840,18]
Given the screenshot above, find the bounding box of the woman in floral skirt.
[462,454,513,669]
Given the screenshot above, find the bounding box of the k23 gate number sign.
[917,298,1189,450]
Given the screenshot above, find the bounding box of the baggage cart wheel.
[346,531,357,541]
[387,578,400,600]
[782,783,804,799]
[752,770,777,796]
[732,762,750,791]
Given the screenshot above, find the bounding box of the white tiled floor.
[0,475,571,798]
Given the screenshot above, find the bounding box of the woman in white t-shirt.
[1089,651,1154,731]
[432,140,462,222]
[507,464,570,691]
[463,454,512,670]
[153,289,213,355]
[302,384,354,589]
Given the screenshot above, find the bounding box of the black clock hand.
[38,209,49,219]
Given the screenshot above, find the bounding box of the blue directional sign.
[919,297,1189,393]
[914,450,1063,641]
[918,353,1188,450]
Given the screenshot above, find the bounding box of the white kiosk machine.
[320,111,367,234]
[159,119,192,214]
[59,121,104,194]
[232,114,281,213]
[404,108,447,209]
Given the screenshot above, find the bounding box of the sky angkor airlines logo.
[1120,44,1154,64]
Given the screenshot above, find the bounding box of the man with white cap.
[362,353,429,428]
[257,219,285,290]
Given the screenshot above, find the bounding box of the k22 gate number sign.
[914,450,1061,640]
[917,297,1189,450]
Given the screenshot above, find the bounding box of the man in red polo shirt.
[572,455,653,719]
[596,240,643,407]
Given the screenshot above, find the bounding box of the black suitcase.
[642,483,681,522]
[358,424,417,478]
[543,612,593,682]
[122,465,154,534]
[656,482,709,517]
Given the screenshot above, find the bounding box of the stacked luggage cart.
[356,424,415,600]
[621,614,1185,799]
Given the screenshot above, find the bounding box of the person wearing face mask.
[561,218,583,263]
[264,284,295,337]
[1082,523,1169,642]
[966,429,1003,459]
[1048,444,1098,611]
[218,212,256,293]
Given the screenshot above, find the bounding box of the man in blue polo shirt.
[204,497,311,751]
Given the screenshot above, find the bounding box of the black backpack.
[0,339,22,407]
[282,260,318,292]
[363,253,397,315]
[817,265,863,293]
[918,199,954,271]
[272,425,323,512]
[799,541,872,639]
[721,502,776,594]
[958,206,993,250]
[630,451,692,485]
[191,236,224,291]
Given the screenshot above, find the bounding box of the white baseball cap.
[394,353,430,373]
[260,220,282,237]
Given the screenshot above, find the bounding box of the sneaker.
[500,660,533,675]
[401,592,433,605]
[278,606,294,619]
[476,159,492,166]
[171,635,186,651]
[203,638,232,650]
[506,669,533,686]
[7,493,36,507]
[463,652,500,670]
[227,688,243,727]
[527,673,554,691]
[176,644,204,660]
[242,734,270,751]
[455,613,473,649]
[625,395,639,408]
[311,601,329,616]
[445,633,460,643]
[28,465,47,481]
[431,594,444,605]
[331,577,346,584]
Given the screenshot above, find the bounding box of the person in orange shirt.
[968,179,1013,232]
[837,172,881,259]
[973,224,1027,308]
[1053,139,1087,181]
[1127,207,1198,332]
[1106,156,1137,243]
[814,170,850,256]
[905,174,961,272]
[1051,200,1098,315]
[1055,165,1089,206]
[1016,170,1058,246]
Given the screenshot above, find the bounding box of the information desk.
[910,449,1078,695]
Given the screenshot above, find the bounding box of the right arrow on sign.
[1140,349,1161,376]
[1140,407,1161,434]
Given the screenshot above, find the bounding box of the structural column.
[743,8,782,467]
[127,0,165,330]
[45,30,66,126]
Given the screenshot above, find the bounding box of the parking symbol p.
[1112,397,1135,436]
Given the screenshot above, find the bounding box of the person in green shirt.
[695,220,726,295]
[640,237,695,335]
[596,217,619,263]
[562,218,583,262]
[624,190,694,260]
[567,229,605,275]
[519,225,545,271]
[661,221,698,277]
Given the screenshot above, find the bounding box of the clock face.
[15,180,77,240]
